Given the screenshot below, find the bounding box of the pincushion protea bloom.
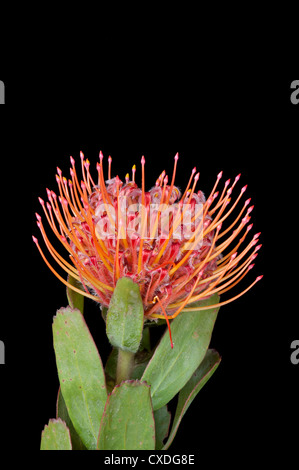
[33,152,262,338]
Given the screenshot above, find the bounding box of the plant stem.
[116,349,135,384]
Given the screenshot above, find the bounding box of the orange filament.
[180,276,263,313]
[32,237,101,302]
[138,156,146,273]
[108,156,112,180]
[165,153,179,205]
[153,296,173,349]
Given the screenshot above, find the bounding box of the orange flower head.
[33,152,262,325]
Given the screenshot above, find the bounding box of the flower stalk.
[116,349,135,385]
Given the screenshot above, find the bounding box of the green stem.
[116,349,135,384]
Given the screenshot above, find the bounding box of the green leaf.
[154,405,171,450]
[106,277,144,353]
[67,274,84,314]
[53,307,107,450]
[140,327,151,352]
[101,305,108,323]
[97,380,155,450]
[56,388,86,450]
[141,293,220,410]
[131,350,152,380]
[40,418,72,450]
[163,349,221,450]
[105,348,118,393]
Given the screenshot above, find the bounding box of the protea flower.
[33,152,262,342]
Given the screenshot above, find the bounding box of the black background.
[0,70,298,463]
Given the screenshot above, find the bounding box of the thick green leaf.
[56,388,86,450]
[53,307,107,450]
[106,277,144,353]
[97,380,155,450]
[40,418,72,450]
[154,405,171,450]
[67,275,84,314]
[141,293,220,410]
[163,349,221,450]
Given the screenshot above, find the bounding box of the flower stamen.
[153,295,173,349]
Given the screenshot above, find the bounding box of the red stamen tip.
[70,156,75,166]
[35,213,41,221]
[235,173,241,182]
[217,171,223,179]
[174,152,179,161]
[247,223,253,232]
[108,155,112,163]
[99,151,104,161]
[217,222,222,231]
[256,275,263,282]
[55,174,60,183]
[245,198,251,206]
[192,167,197,174]
[141,155,146,165]
[38,197,45,206]
[225,179,231,187]
[248,263,255,270]
[32,236,38,244]
[241,184,247,193]
[231,252,238,260]
[194,172,200,182]
[242,215,250,224]
[247,205,254,215]
[57,167,62,176]
[253,232,261,240]
[80,151,84,160]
